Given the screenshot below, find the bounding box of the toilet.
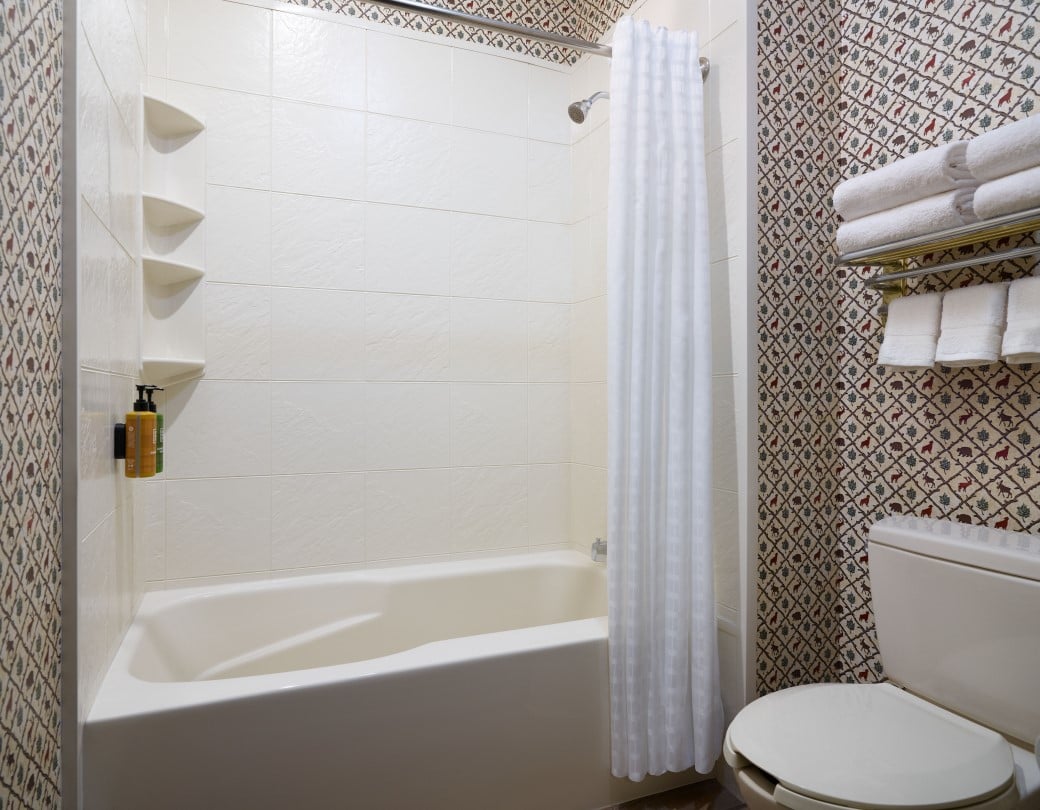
[725,516,1040,810]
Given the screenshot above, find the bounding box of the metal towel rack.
[832,206,1040,308]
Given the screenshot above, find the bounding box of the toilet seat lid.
[727,683,1014,809]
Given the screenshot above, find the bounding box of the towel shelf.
[832,206,1040,297]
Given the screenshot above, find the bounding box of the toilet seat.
[724,683,1017,810]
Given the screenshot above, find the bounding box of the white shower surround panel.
[83,551,698,808]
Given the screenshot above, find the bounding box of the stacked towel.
[878,292,944,369]
[965,115,1040,220]
[1001,276,1040,365]
[834,141,974,221]
[835,188,977,255]
[935,283,1008,367]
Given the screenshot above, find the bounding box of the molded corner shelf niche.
[140,94,207,387]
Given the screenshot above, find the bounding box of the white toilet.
[725,516,1040,810]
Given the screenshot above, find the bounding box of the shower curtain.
[606,16,722,781]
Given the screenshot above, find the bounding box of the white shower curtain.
[606,17,722,781]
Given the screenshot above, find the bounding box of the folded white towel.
[835,188,978,255]
[878,292,943,369]
[965,115,1040,182]
[1002,276,1040,365]
[973,165,1040,219]
[833,141,974,221]
[935,283,1008,367]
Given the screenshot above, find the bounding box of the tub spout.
[591,538,607,562]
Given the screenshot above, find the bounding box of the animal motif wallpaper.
[758,0,1040,694]
[0,0,64,805]
[284,0,635,63]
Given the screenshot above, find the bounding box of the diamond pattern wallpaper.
[0,0,64,806]
[757,0,1040,695]
[284,0,636,63]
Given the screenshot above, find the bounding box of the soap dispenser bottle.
[144,386,164,474]
[125,385,157,478]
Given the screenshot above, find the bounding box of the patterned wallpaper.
[284,0,636,63]
[0,0,64,806]
[757,0,1040,694]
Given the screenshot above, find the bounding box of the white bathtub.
[84,551,699,809]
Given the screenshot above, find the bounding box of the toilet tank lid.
[870,516,1040,582]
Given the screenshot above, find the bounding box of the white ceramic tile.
[79,46,111,228]
[588,125,609,214]
[452,49,528,137]
[702,20,746,153]
[272,100,365,199]
[205,186,271,284]
[706,138,746,263]
[450,129,526,219]
[528,141,571,223]
[366,204,451,295]
[366,115,452,209]
[585,56,611,132]
[450,466,528,552]
[571,296,607,383]
[366,31,451,123]
[570,135,592,222]
[528,221,572,303]
[712,487,740,610]
[138,479,167,582]
[450,298,527,382]
[79,371,115,540]
[364,383,449,470]
[106,102,140,258]
[364,293,449,381]
[712,375,739,493]
[270,194,365,290]
[450,383,527,466]
[271,473,365,569]
[449,213,528,300]
[708,0,743,41]
[166,0,271,93]
[365,469,452,560]
[146,0,169,78]
[109,249,140,379]
[570,382,606,468]
[271,288,366,380]
[570,218,593,304]
[528,464,569,545]
[710,258,739,375]
[78,511,118,707]
[79,206,115,371]
[165,477,272,579]
[82,0,142,135]
[270,382,366,474]
[570,463,606,548]
[528,66,570,145]
[528,303,570,382]
[528,383,570,464]
[165,81,271,189]
[583,211,608,299]
[205,283,271,380]
[272,12,365,109]
[164,380,271,478]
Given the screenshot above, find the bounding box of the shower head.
[568,90,610,124]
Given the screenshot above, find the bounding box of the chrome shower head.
[568,90,610,124]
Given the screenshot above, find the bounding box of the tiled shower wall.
[76,0,150,751]
[0,2,63,805]
[142,0,578,584]
[757,0,1040,693]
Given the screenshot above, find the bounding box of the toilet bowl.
[726,517,1040,810]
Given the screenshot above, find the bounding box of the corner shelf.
[140,93,207,387]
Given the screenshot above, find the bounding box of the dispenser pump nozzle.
[134,385,149,411]
[144,385,163,412]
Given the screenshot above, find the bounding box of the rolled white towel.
[935,283,1008,368]
[833,141,974,221]
[835,188,977,255]
[1001,276,1040,365]
[878,292,943,369]
[973,165,1040,219]
[965,115,1040,182]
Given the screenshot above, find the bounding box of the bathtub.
[84,551,699,809]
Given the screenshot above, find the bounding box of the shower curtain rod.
[360,0,711,77]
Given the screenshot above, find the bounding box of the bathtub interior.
[131,553,607,683]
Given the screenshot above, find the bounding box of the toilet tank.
[868,516,1040,747]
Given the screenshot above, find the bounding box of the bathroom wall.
[757,0,1040,693]
[76,0,149,734]
[572,0,754,720]
[0,2,63,805]
[142,0,576,584]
